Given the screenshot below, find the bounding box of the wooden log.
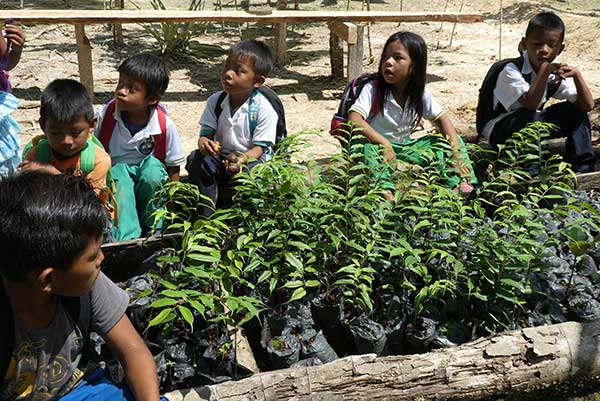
[329,29,344,78]
[0,10,485,25]
[165,319,600,401]
[575,171,600,191]
[111,0,124,46]
[101,232,182,283]
[347,24,364,81]
[74,24,94,98]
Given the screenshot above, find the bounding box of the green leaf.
[282,280,303,289]
[284,252,303,271]
[147,308,173,330]
[189,300,206,316]
[286,287,307,303]
[178,306,194,329]
[160,289,187,299]
[150,298,178,308]
[305,280,321,288]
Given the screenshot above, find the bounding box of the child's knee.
[138,164,167,190]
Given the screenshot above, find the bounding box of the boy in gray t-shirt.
[0,172,161,401]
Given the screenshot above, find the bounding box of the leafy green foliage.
[147,121,600,343]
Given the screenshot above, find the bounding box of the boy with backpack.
[476,12,596,173]
[96,53,185,241]
[185,39,286,214]
[21,79,111,194]
[0,171,161,401]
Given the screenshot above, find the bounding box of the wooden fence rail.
[0,10,484,96]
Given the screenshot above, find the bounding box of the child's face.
[221,54,264,98]
[42,115,94,159]
[380,40,413,86]
[48,236,104,297]
[523,29,564,72]
[115,72,158,112]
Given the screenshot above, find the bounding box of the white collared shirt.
[199,90,277,155]
[95,104,185,167]
[349,81,445,143]
[482,51,578,140]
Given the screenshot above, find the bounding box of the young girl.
[348,31,475,196]
[0,27,21,177]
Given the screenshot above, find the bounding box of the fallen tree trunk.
[166,319,600,401]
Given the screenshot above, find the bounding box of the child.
[0,20,25,93]
[348,31,476,196]
[95,53,184,241]
[185,39,278,214]
[0,171,161,401]
[20,79,111,194]
[480,12,596,172]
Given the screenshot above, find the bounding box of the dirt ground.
[2,0,600,162]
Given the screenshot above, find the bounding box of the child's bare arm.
[435,114,471,178]
[19,160,61,175]
[348,110,396,163]
[4,24,25,71]
[166,165,180,181]
[104,315,160,401]
[556,64,595,112]
[519,62,555,111]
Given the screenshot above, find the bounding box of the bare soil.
[2,0,600,161]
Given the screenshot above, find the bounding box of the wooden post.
[112,0,124,46]
[74,24,94,99]
[347,23,364,81]
[273,0,287,66]
[329,30,343,77]
[328,21,357,78]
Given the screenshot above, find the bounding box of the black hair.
[377,31,427,129]
[526,12,565,41]
[118,53,170,100]
[229,40,274,77]
[0,171,108,282]
[39,79,94,125]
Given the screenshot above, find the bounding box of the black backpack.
[214,86,287,145]
[0,282,92,386]
[476,55,561,136]
[330,72,380,143]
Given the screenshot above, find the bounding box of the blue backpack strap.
[247,89,260,136]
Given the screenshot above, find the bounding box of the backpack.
[97,99,168,162]
[214,86,287,145]
[0,282,92,386]
[330,73,381,143]
[22,134,104,177]
[475,55,561,136]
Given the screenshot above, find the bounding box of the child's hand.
[555,64,580,79]
[19,160,61,175]
[198,137,220,156]
[382,146,396,164]
[223,153,242,175]
[4,24,25,50]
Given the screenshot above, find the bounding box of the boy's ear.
[147,96,160,106]
[37,267,55,293]
[90,117,98,132]
[38,118,47,133]
[557,43,565,56]
[253,75,266,89]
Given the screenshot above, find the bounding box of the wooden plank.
[74,24,94,98]
[0,10,484,24]
[328,21,357,44]
[329,30,344,78]
[347,24,364,81]
[112,0,124,46]
[575,171,600,191]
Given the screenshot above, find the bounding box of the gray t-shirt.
[1,272,129,401]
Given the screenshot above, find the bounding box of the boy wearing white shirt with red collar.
[95,53,184,241]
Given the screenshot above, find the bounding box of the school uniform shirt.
[349,81,445,144]
[481,50,579,140]
[23,139,111,192]
[199,90,277,155]
[95,104,185,167]
[0,272,129,401]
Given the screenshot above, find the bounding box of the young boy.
[480,12,596,172]
[95,53,184,241]
[0,171,161,401]
[185,40,278,214]
[20,79,111,194]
